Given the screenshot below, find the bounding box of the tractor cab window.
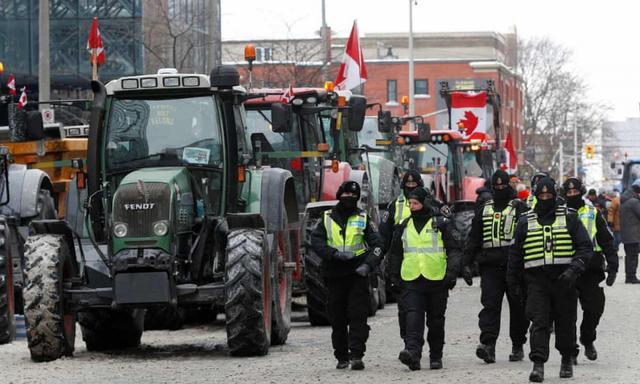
[105,96,223,171]
[463,151,484,178]
[321,114,362,166]
[403,143,452,175]
[358,117,393,161]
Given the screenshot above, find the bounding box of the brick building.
[223,30,525,163]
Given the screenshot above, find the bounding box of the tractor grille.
[113,182,171,238]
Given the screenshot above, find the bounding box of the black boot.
[560,356,573,378]
[509,344,525,362]
[625,276,640,284]
[399,349,421,371]
[350,359,365,370]
[429,358,443,370]
[529,362,544,383]
[584,343,598,361]
[476,343,496,363]
[336,360,349,369]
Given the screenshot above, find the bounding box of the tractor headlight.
[153,220,169,237]
[113,222,128,238]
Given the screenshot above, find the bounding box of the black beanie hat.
[407,187,429,205]
[534,177,557,198]
[562,177,585,195]
[336,181,361,200]
[402,169,424,188]
[491,170,510,187]
[531,171,550,187]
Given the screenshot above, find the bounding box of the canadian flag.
[17,87,27,109]
[7,74,16,96]
[335,21,367,91]
[87,17,105,66]
[504,130,518,172]
[451,91,487,141]
[280,84,294,103]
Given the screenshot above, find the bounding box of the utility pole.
[574,112,578,177]
[321,0,329,82]
[559,141,564,182]
[207,0,222,72]
[408,0,415,122]
[38,0,50,108]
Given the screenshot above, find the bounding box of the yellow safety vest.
[324,210,368,256]
[401,218,446,281]
[523,207,575,269]
[481,199,518,249]
[578,204,602,252]
[394,195,411,225]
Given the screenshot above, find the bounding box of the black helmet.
[336,181,361,200]
[562,177,586,196]
[401,169,424,189]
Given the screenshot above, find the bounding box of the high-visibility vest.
[323,210,368,256]
[526,195,537,210]
[394,195,411,225]
[523,207,575,269]
[401,218,446,281]
[578,204,602,252]
[481,199,518,249]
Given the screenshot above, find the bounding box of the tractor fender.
[1,164,53,219]
[259,168,299,233]
[366,155,400,207]
[321,161,351,201]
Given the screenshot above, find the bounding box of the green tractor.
[19,67,298,362]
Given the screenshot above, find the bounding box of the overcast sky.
[222,0,639,121]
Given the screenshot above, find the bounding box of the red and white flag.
[504,130,518,172]
[451,91,487,141]
[17,87,27,109]
[335,21,367,91]
[7,74,16,96]
[87,17,105,66]
[280,84,294,103]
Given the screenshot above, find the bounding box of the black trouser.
[398,291,407,341]
[526,277,577,363]
[402,287,448,360]
[624,243,639,280]
[326,274,371,361]
[478,265,529,347]
[575,269,606,350]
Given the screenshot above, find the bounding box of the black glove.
[333,251,355,262]
[444,273,457,290]
[462,266,473,286]
[557,268,578,289]
[355,263,371,277]
[606,270,617,286]
[390,274,401,293]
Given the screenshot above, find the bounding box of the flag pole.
[92,54,98,81]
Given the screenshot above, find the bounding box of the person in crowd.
[620,179,640,284]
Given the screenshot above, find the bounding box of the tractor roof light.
[442,134,450,142]
[324,81,335,92]
[0,62,4,73]
[292,98,304,106]
[400,95,409,106]
[244,44,257,62]
[337,96,347,107]
[306,96,317,104]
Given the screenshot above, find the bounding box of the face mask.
[536,198,555,214]
[404,186,417,197]
[493,187,512,201]
[566,195,583,209]
[338,196,358,212]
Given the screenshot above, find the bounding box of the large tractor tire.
[78,309,144,351]
[303,218,330,326]
[143,306,185,331]
[0,244,15,344]
[270,229,292,346]
[22,234,76,362]
[225,228,271,356]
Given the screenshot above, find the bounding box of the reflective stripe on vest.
[578,205,602,252]
[394,195,411,225]
[481,199,518,248]
[523,207,575,269]
[401,218,447,281]
[324,211,368,255]
[526,195,537,210]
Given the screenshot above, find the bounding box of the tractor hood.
[119,167,188,185]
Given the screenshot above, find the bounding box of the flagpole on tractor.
[38,0,50,111]
[92,56,98,81]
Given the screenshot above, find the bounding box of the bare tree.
[519,37,610,175]
[138,1,208,73]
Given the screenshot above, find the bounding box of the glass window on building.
[415,79,429,95]
[387,80,397,102]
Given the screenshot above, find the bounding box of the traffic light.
[585,143,595,159]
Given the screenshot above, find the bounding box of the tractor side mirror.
[618,168,622,175]
[611,162,616,169]
[347,95,366,132]
[26,111,45,140]
[417,122,431,142]
[377,110,392,133]
[271,102,292,133]
[0,146,9,206]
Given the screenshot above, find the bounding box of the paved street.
[2,276,639,384]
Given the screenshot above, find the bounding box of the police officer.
[561,177,618,362]
[507,177,593,382]
[462,170,529,363]
[388,187,461,371]
[526,172,550,209]
[310,181,384,370]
